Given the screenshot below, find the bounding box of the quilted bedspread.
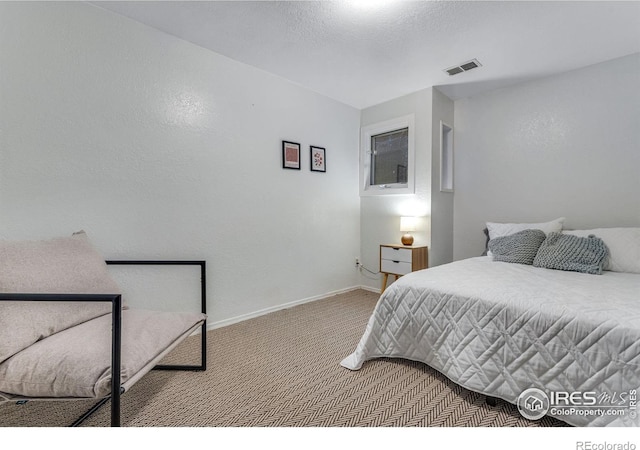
[341,257,640,427]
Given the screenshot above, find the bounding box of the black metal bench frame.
[0,260,207,427]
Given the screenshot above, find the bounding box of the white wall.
[453,53,640,260]
[359,88,433,291]
[430,88,455,266]
[0,2,361,325]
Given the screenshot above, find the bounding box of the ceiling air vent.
[444,59,482,76]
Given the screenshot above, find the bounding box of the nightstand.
[380,244,428,291]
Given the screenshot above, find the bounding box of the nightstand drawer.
[381,259,412,275]
[379,244,428,292]
[380,246,412,263]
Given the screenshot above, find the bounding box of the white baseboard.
[359,285,381,294]
[206,285,374,331]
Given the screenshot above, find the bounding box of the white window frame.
[360,114,415,196]
[439,120,454,193]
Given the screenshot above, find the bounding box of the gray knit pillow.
[533,232,609,275]
[488,229,547,265]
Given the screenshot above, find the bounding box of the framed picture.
[282,141,301,170]
[310,146,326,172]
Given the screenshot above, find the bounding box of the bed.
[341,228,640,427]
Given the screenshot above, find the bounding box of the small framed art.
[282,141,301,170]
[310,146,326,172]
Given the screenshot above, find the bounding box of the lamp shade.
[400,216,417,232]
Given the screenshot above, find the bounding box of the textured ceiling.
[92,1,640,109]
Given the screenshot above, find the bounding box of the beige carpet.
[0,289,566,427]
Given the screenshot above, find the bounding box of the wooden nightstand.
[380,244,428,291]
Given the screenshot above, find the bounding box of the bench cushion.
[0,309,205,399]
[0,232,121,363]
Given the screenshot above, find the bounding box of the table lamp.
[400,216,417,246]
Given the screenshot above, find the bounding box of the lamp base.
[401,233,414,246]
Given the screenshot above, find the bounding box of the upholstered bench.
[0,232,207,426]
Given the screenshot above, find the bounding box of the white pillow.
[563,228,640,274]
[486,217,565,240]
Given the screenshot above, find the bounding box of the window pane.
[370,127,408,185]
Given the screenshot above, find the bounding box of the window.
[360,114,415,196]
[440,121,454,192]
[371,128,408,185]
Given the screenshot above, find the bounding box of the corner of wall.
[358,88,437,290]
[429,88,455,267]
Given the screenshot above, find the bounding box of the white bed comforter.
[341,257,640,427]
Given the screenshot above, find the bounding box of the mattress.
[341,257,640,427]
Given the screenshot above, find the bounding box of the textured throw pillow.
[486,217,565,240]
[0,231,121,364]
[488,229,547,265]
[533,232,609,275]
[563,228,640,274]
